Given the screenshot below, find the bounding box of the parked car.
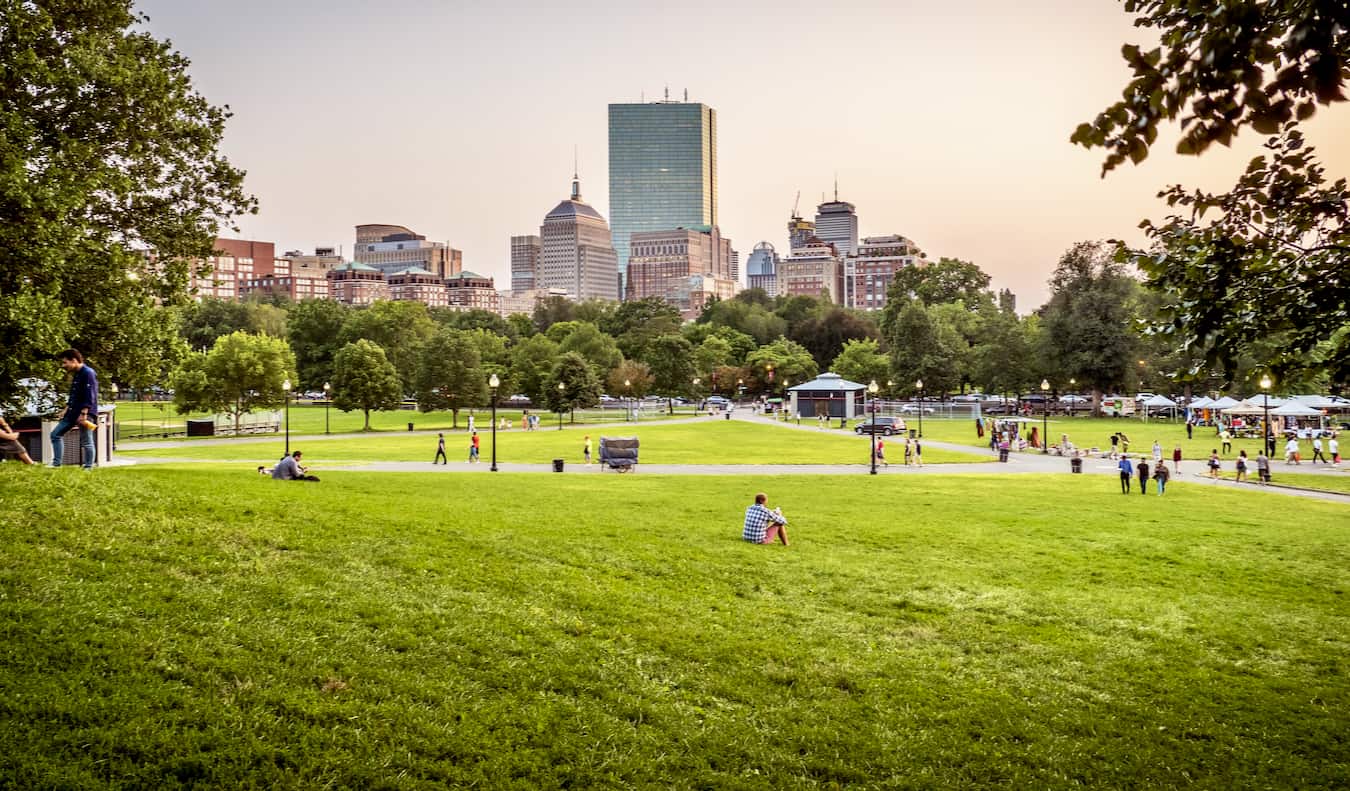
[1059,394,1089,404]
[952,392,986,403]
[981,400,1017,415]
[702,396,730,409]
[854,416,907,435]
[1019,393,1053,404]
[900,404,935,414]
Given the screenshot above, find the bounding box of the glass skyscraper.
[608,100,717,295]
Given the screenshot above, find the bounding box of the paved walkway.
[116,408,1350,505]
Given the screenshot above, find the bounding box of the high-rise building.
[745,241,781,297]
[608,97,717,295]
[787,214,815,251]
[843,235,925,311]
[779,237,841,303]
[510,235,541,291]
[814,195,858,259]
[354,224,462,279]
[241,247,343,301]
[538,174,620,301]
[624,225,736,318]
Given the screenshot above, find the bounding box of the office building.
[497,287,570,317]
[745,241,781,297]
[843,235,925,311]
[354,224,462,279]
[537,174,620,301]
[192,238,275,300]
[779,238,841,303]
[787,214,815,251]
[814,196,858,259]
[387,267,448,308]
[608,97,717,294]
[510,235,541,291]
[446,271,502,313]
[240,247,342,301]
[624,225,736,318]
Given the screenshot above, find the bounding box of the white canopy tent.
[1270,400,1322,417]
[1140,394,1179,422]
[1209,396,1242,410]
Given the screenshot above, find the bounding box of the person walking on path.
[1257,450,1272,483]
[1136,458,1150,495]
[1154,461,1170,495]
[913,437,923,467]
[1119,433,1131,455]
[468,431,480,463]
[1312,436,1327,464]
[1109,433,1119,459]
[1172,445,1183,475]
[1284,437,1301,464]
[1186,419,1194,440]
[50,348,99,469]
[1331,436,1341,465]
[1220,428,1233,456]
[1152,440,1163,466]
[434,433,448,465]
[875,438,888,467]
[467,414,475,434]
[584,435,592,466]
[904,437,914,466]
[1235,450,1249,482]
[1118,455,1133,493]
[1207,450,1222,479]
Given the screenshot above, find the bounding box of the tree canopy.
[332,340,401,431]
[170,332,294,432]
[0,0,255,409]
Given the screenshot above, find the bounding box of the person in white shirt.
[1330,436,1341,465]
[1311,435,1327,463]
[1283,437,1301,464]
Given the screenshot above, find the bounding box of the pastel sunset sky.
[137,0,1349,309]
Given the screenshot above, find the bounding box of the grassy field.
[117,419,993,466]
[111,402,696,439]
[1,467,1347,788]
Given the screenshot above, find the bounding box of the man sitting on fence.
[742,492,789,546]
[271,450,320,482]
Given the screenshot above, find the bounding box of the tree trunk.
[363,408,371,431]
[668,397,674,415]
[452,408,459,429]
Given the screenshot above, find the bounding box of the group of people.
[1116,454,1171,495]
[432,431,482,463]
[872,436,922,467]
[0,349,100,469]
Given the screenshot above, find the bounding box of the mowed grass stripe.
[1,468,1347,788]
[118,418,992,466]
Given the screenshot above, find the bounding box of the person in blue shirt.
[1118,454,1133,494]
[50,349,99,469]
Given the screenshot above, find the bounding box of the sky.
[136,0,1349,310]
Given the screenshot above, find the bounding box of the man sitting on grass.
[742,492,789,546]
[271,450,320,482]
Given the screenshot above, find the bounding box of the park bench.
[599,436,639,472]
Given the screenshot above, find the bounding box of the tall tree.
[608,360,654,402]
[414,329,487,429]
[884,258,994,311]
[0,0,256,410]
[169,331,294,433]
[286,298,349,393]
[558,323,623,378]
[180,299,255,351]
[532,295,575,333]
[1072,0,1349,174]
[830,339,890,389]
[337,301,436,396]
[509,334,561,405]
[549,352,602,421]
[691,336,734,380]
[602,297,683,360]
[1039,242,1140,411]
[884,302,963,396]
[332,339,401,431]
[642,335,696,413]
[744,338,818,396]
[791,308,881,369]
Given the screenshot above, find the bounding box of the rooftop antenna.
[834,173,838,201]
[664,84,669,101]
[683,88,688,101]
[571,145,581,201]
[791,190,800,219]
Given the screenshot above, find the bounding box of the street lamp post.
[557,381,565,430]
[489,373,499,471]
[737,378,744,407]
[282,379,291,457]
[868,379,879,475]
[323,382,331,434]
[1069,378,1076,418]
[1260,374,1273,457]
[624,378,632,422]
[110,383,118,449]
[1040,378,1050,454]
[692,377,701,413]
[915,379,924,438]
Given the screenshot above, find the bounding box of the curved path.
[116,408,1350,505]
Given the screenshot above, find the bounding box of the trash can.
[552,458,565,473]
[909,429,917,439]
[999,448,1009,462]
[407,422,414,431]
[725,412,731,420]
[1070,457,1083,473]
[186,419,215,437]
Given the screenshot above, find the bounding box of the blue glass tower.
[608,99,717,296]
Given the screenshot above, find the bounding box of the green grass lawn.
[1271,470,1350,494]
[1,467,1347,788]
[118,419,992,466]
[112,402,695,439]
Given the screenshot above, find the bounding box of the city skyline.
[136,0,1349,310]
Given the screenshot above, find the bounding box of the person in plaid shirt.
[742,492,789,545]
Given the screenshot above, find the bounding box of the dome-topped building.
[537,172,619,301]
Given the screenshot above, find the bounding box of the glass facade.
[608,101,717,294]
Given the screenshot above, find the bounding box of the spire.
[834,173,838,202]
[571,146,581,201]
